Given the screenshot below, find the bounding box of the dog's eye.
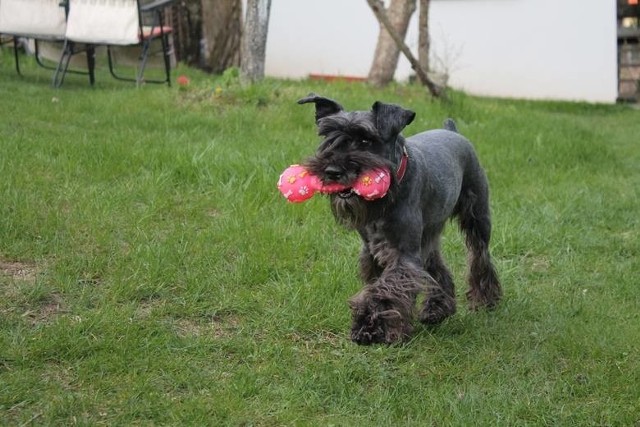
[347,160,360,170]
[360,139,371,145]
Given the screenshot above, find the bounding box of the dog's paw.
[419,296,456,325]
[467,291,501,311]
[466,279,502,311]
[350,311,406,345]
[349,292,412,345]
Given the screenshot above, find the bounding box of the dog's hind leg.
[456,182,502,309]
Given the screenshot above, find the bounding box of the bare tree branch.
[418,0,430,73]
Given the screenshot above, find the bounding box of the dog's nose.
[324,165,343,181]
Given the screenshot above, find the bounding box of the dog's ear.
[297,93,344,123]
[371,101,416,141]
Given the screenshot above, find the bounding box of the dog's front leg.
[349,255,427,345]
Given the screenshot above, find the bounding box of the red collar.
[396,146,409,183]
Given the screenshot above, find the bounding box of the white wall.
[265,0,618,103]
[265,0,378,78]
[426,0,618,103]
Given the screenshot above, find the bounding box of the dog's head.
[298,93,415,227]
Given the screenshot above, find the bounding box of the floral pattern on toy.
[351,168,391,200]
[277,164,391,203]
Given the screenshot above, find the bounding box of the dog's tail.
[443,118,458,133]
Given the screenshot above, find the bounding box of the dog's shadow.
[408,303,509,346]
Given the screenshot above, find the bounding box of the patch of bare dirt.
[175,315,241,339]
[1,257,65,325]
[20,292,66,326]
[0,259,37,283]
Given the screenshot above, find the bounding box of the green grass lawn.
[1,50,639,425]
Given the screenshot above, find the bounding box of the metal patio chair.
[53,0,174,87]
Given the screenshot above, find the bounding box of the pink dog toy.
[277,164,391,203]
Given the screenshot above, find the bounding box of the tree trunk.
[367,0,443,98]
[368,0,416,87]
[418,0,430,73]
[170,0,202,67]
[200,0,242,74]
[240,0,272,84]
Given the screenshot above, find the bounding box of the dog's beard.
[330,193,369,228]
[329,189,393,229]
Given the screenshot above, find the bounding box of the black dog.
[298,93,502,345]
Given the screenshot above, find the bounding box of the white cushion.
[65,0,139,45]
[0,0,67,39]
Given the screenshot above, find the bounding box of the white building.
[265,0,619,103]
